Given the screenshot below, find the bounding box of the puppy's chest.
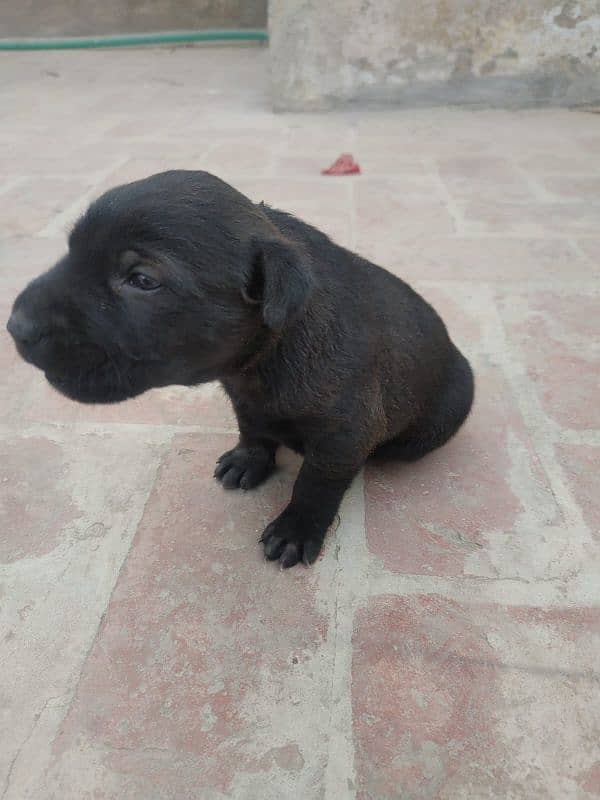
[245,408,305,453]
[259,418,305,453]
[244,404,305,453]
[221,377,304,452]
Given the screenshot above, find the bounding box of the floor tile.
[352,594,600,800]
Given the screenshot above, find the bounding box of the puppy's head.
[7,170,313,403]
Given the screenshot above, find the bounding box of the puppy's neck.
[226,324,277,377]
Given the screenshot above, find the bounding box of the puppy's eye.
[126,272,161,291]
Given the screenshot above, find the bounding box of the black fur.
[7,170,474,568]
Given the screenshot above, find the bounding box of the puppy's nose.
[6,308,44,345]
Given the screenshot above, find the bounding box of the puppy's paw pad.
[214,446,275,490]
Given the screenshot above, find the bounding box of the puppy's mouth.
[44,356,140,404]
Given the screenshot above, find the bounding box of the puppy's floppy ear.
[243,236,314,331]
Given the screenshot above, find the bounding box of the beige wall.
[0,0,266,37]
[269,0,600,109]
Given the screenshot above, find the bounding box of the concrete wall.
[0,1,266,37]
[269,0,600,109]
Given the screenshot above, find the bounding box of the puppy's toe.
[220,465,245,489]
[239,462,272,490]
[280,542,302,569]
[260,513,325,568]
[302,537,322,565]
[214,446,275,491]
[261,527,286,561]
[214,455,235,480]
[215,448,236,466]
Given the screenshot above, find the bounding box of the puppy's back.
[260,203,470,436]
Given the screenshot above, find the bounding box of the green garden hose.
[0,29,268,51]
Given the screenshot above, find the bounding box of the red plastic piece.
[321,153,361,176]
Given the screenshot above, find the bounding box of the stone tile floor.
[1,46,599,800]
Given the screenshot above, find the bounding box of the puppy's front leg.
[215,414,277,491]
[261,451,361,568]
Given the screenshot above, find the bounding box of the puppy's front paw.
[214,445,275,490]
[260,510,325,568]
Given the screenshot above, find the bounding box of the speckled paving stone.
[0,434,83,563]
[0,177,93,236]
[541,176,600,204]
[364,360,564,579]
[235,177,353,250]
[0,236,66,293]
[355,178,455,265]
[364,287,567,581]
[0,429,165,799]
[19,375,238,428]
[0,299,35,421]
[437,155,535,204]
[352,595,600,800]
[383,238,592,283]
[556,443,600,541]
[44,435,332,800]
[498,292,600,431]
[460,198,600,237]
[577,239,600,267]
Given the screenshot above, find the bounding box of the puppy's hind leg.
[373,348,474,463]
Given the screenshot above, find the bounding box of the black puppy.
[7,170,474,568]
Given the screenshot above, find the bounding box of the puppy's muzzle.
[6,306,54,368]
[7,307,46,347]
